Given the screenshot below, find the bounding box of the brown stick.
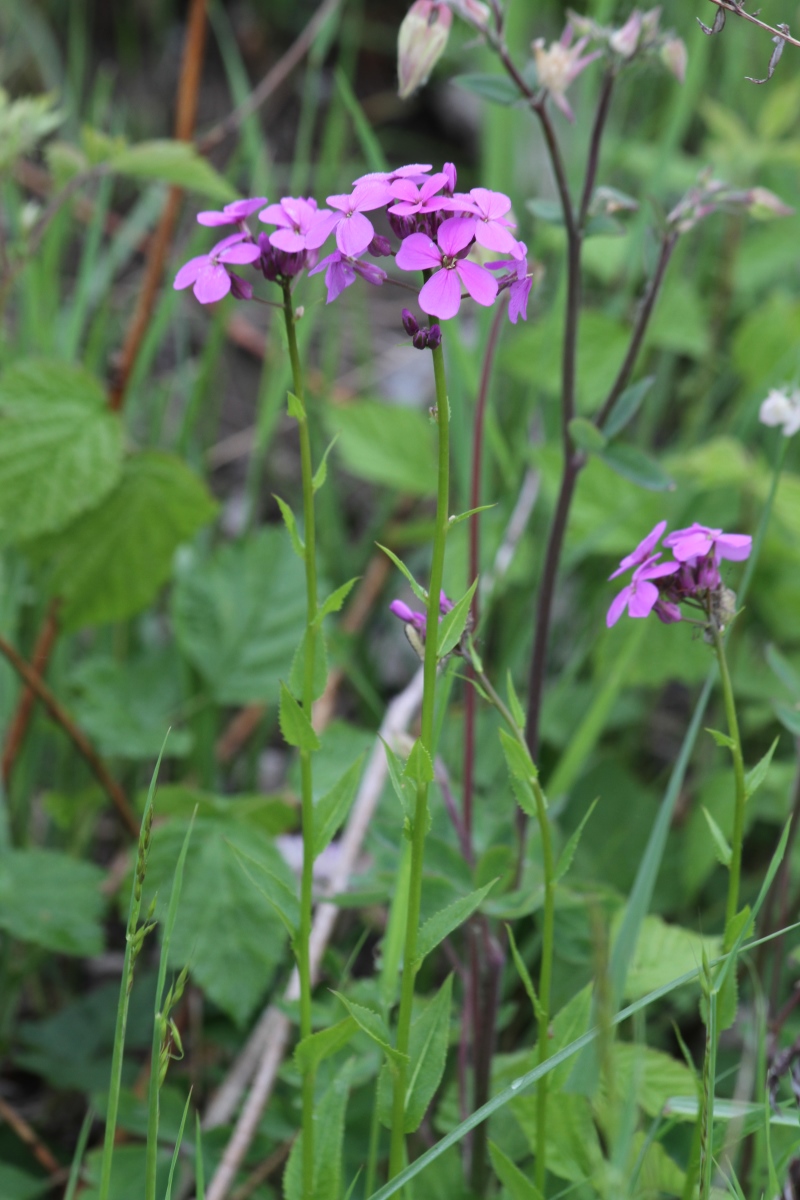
[196,0,342,154]
[702,0,800,48]
[1,598,60,787]
[0,1094,62,1178]
[0,635,138,837]
[108,0,208,410]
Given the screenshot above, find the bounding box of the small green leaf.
[499,729,537,817]
[376,544,428,604]
[274,495,304,558]
[437,579,478,659]
[230,840,300,940]
[414,880,497,969]
[287,391,306,420]
[745,736,779,800]
[506,671,525,731]
[315,577,359,626]
[568,417,607,454]
[599,443,675,491]
[707,727,735,750]
[702,806,732,868]
[381,737,414,819]
[602,376,655,439]
[314,755,365,857]
[403,739,434,787]
[554,798,599,883]
[448,503,496,527]
[284,1061,352,1200]
[295,1018,357,1074]
[288,630,328,703]
[332,992,407,1065]
[312,436,338,492]
[506,924,543,1022]
[453,73,522,106]
[488,1140,544,1200]
[279,682,320,752]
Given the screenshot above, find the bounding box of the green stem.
[283,283,318,1200]
[388,340,450,1184]
[711,626,746,943]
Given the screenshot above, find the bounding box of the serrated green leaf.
[376,543,428,603]
[554,797,599,883]
[567,416,607,454]
[315,577,359,625]
[437,578,478,659]
[499,729,537,817]
[506,671,525,730]
[488,1140,544,1200]
[312,436,338,492]
[333,992,407,1065]
[289,630,328,703]
[230,839,300,941]
[106,139,234,201]
[279,682,320,752]
[702,806,732,867]
[448,503,496,528]
[284,1060,352,1200]
[0,89,64,170]
[599,443,675,491]
[454,73,521,106]
[0,359,123,543]
[274,494,304,558]
[314,755,364,857]
[294,1018,357,1075]
[27,451,216,631]
[706,727,735,750]
[602,376,655,439]
[0,849,104,956]
[403,738,434,788]
[287,390,306,420]
[378,975,453,1131]
[172,528,306,705]
[414,880,497,969]
[506,924,543,1022]
[745,736,779,800]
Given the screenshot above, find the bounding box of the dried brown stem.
[0,1094,62,1178]
[1,598,60,787]
[702,0,800,48]
[0,634,138,837]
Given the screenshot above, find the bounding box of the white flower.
[759,387,800,437]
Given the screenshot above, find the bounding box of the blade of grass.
[195,1113,205,1200]
[64,1106,94,1200]
[164,1089,193,1200]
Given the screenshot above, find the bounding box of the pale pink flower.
[532,24,602,122]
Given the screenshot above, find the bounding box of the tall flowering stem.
[710,626,747,942]
[281,281,318,1200]
[388,339,451,1182]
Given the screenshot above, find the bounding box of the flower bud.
[427,323,442,349]
[660,37,687,84]
[654,599,681,624]
[450,0,491,29]
[746,186,794,219]
[442,162,457,195]
[368,234,392,256]
[389,212,417,240]
[228,272,253,300]
[412,328,429,350]
[402,308,420,336]
[609,10,642,58]
[397,1,453,100]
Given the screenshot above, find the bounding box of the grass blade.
[64,1105,94,1200]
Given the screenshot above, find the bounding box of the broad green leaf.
[279,682,320,752]
[403,974,453,1131]
[30,451,216,631]
[144,819,296,1025]
[294,1018,357,1075]
[274,494,304,558]
[332,992,407,1065]
[0,359,123,543]
[313,755,365,857]
[231,840,300,941]
[617,913,721,1001]
[567,417,606,454]
[599,444,675,491]
[288,629,328,702]
[414,880,496,969]
[106,139,234,201]
[512,1090,604,1183]
[453,73,521,106]
[602,376,655,439]
[611,1042,696,1118]
[326,401,437,495]
[488,1141,544,1200]
[706,727,735,750]
[0,848,104,956]
[554,797,599,882]
[315,577,359,625]
[172,527,306,705]
[745,736,779,800]
[702,806,732,867]
[149,786,295,836]
[437,579,478,659]
[403,739,434,787]
[376,544,428,603]
[284,1061,352,1200]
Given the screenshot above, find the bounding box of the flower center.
[442,255,457,269]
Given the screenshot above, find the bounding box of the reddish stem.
[1,598,60,788]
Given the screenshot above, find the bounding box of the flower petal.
[197,211,234,226]
[305,209,341,250]
[437,215,477,256]
[173,256,206,289]
[474,221,522,255]
[395,233,442,272]
[270,228,307,252]
[628,579,659,618]
[456,259,499,307]
[716,534,752,562]
[469,187,512,219]
[606,586,631,627]
[193,263,232,304]
[336,211,374,257]
[219,242,262,264]
[419,268,462,320]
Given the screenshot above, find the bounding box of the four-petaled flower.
[389,172,449,217]
[308,250,387,303]
[456,188,523,257]
[532,24,602,122]
[260,196,326,252]
[606,555,679,627]
[173,233,261,303]
[395,216,498,320]
[196,197,267,227]
[663,523,752,564]
[306,182,394,258]
[608,520,668,580]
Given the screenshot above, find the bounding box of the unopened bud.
[641,6,662,42]
[442,162,457,195]
[229,272,253,301]
[609,10,642,57]
[412,328,429,350]
[451,0,491,30]
[397,1,453,100]
[660,37,687,83]
[747,186,794,219]
[368,234,392,256]
[427,323,442,349]
[402,308,420,336]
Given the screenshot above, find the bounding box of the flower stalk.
[282,281,318,1200]
[710,625,747,943]
[388,337,451,1182]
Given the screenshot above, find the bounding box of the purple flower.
[663,523,752,565]
[259,196,326,252]
[395,216,498,320]
[608,520,667,580]
[196,198,267,227]
[389,172,449,217]
[606,554,679,628]
[173,233,261,304]
[354,163,432,185]
[389,599,427,631]
[456,188,522,257]
[306,182,394,258]
[654,599,682,624]
[487,243,533,323]
[257,233,311,281]
[308,249,387,303]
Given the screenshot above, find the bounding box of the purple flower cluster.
[173,163,534,326]
[607,520,752,629]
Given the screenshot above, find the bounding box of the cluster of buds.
[666,173,793,234]
[607,520,752,634]
[567,7,688,82]
[401,308,442,350]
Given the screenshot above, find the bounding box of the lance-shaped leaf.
[488,1141,544,1200]
[279,682,320,753]
[745,736,779,801]
[381,737,414,819]
[437,579,478,659]
[314,577,359,626]
[288,631,328,703]
[402,739,434,788]
[602,376,655,439]
[378,975,453,1132]
[554,798,599,883]
[284,1061,352,1200]
[376,544,428,604]
[414,880,497,969]
[702,806,732,868]
[332,993,407,1066]
[295,1018,358,1075]
[506,924,543,1023]
[314,755,365,857]
[274,495,304,558]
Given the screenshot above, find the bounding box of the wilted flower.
[395,215,498,320]
[746,187,795,219]
[397,1,453,100]
[532,24,602,122]
[759,387,800,437]
[173,233,261,303]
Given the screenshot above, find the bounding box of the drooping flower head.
[395,215,498,320]
[173,232,261,303]
[397,1,453,100]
